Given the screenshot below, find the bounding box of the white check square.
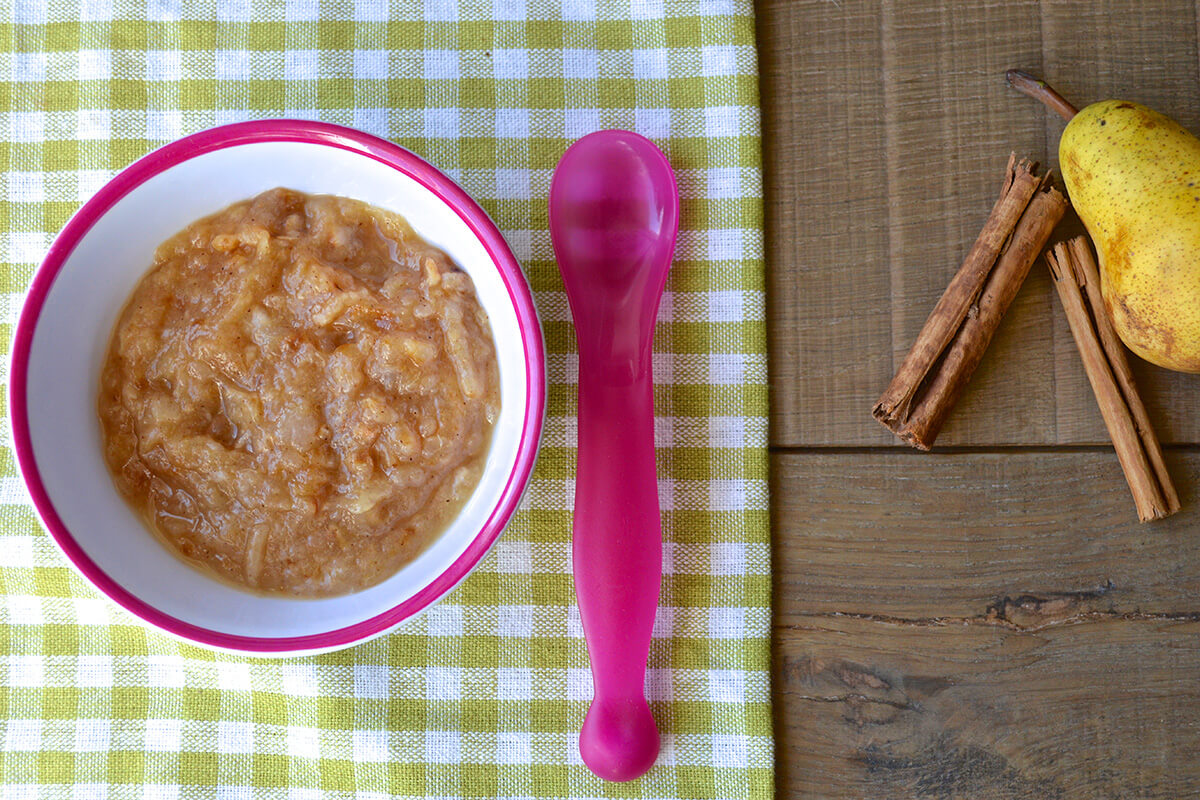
[562,0,596,21]
[79,50,111,81]
[495,168,531,200]
[77,109,111,140]
[712,734,749,768]
[423,108,459,138]
[4,719,40,751]
[147,0,181,21]
[145,50,181,81]
[633,48,668,81]
[215,50,251,80]
[708,289,743,321]
[215,0,250,21]
[353,665,389,699]
[11,112,43,143]
[285,0,319,21]
[425,730,460,764]
[286,726,320,759]
[709,669,744,703]
[285,50,319,81]
[496,668,532,701]
[635,107,670,138]
[12,52,45,82]
[705,105,741,137]
[564,108,599,138]
[702,45,738,77]
[424,49,460,80]
[353,729,388,762]
[9,172,44,203]
[147,656,185,689]
[424,0,458,21]
[74,719,110,752]
[354,50,388,80]
[708,606,745,638]
[496,605,533,638]
[426,604,463,637]
[144,719,181,752]
[11,656,46,691]
[493,49,528,79]
[78,0,110,21]
[709,228,744,261]
[354,108,388,136]
[496,731,531,764]
[146,110,181,141]
[217,721,255,754]
[630,0,663,20]
[493,0,525,19]
[76,656,112,688]
[495,108,529,138]
[354,0,389,21]
[562,49,598,80]
[282,664,321,697]
[426,667,461,701]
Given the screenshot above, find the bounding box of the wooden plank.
[761,0,1050,447]
[773,450,1200,621]
[875,0,1052,450]
[775,614,1200,799]
[759,0,893,447]
[761,0,1200,447]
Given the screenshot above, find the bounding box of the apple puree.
[98,188,500,597]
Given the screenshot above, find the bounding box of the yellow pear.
[1009,71,1200,372]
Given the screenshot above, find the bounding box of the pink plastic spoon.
[549,130,679,782]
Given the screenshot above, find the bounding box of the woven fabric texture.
[0,2,770,798]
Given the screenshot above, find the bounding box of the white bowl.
[10,120,546,656]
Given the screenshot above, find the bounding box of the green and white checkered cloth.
[0,2,770,798]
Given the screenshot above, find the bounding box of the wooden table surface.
[758,1,1200,796]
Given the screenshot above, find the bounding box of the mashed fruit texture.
[98,188,500,597]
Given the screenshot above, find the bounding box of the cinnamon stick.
[1047,238,1179,522]
[873,156,1069,449]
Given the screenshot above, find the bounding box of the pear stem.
[1005,70,1078,121]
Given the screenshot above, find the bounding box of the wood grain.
[761,0,1200,448]
[775,614,1200,798]
[771,450,1200,798]
[760,0,893,447]
[772,451,1200,622]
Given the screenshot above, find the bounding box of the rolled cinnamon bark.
[874,155,1068,449]
[1047,237,1179,522]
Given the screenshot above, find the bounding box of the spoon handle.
[574,360,662,781]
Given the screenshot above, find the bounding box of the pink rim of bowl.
[9,119,547,655]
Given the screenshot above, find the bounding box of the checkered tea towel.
[0,2,770,798]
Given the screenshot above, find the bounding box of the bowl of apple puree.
[98,187,501,597]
